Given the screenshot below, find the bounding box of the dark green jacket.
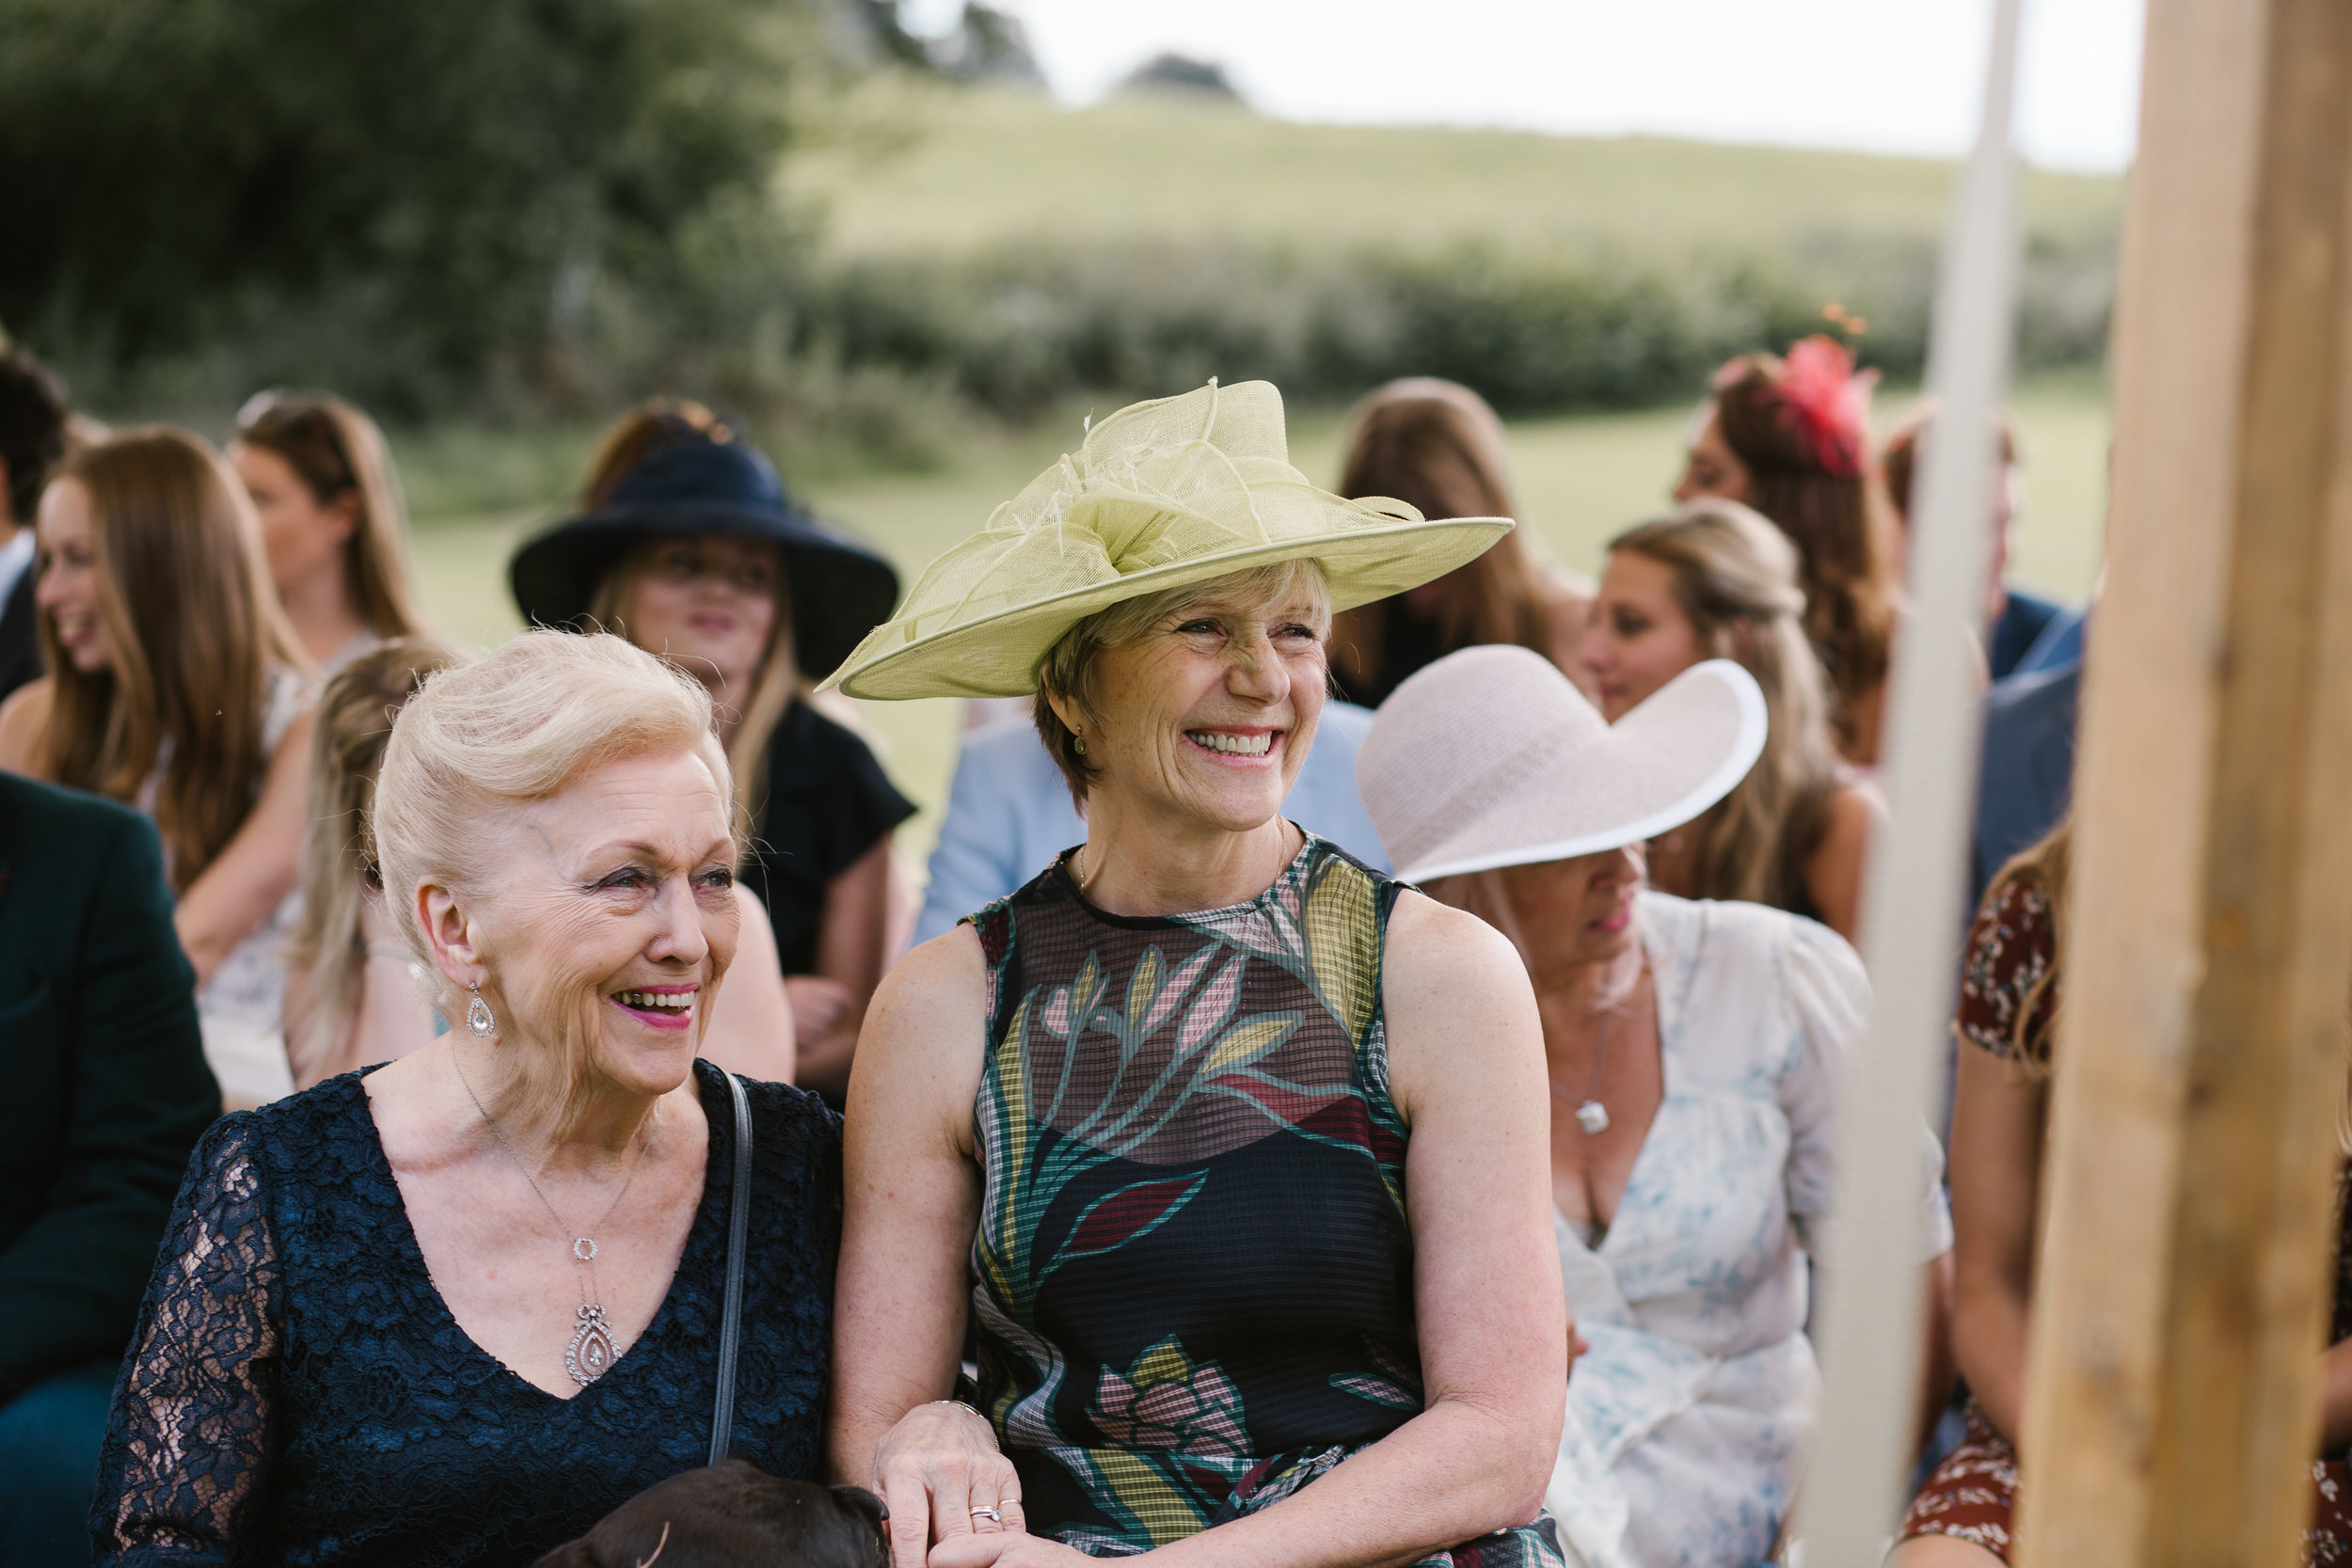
[0,771,217,1399]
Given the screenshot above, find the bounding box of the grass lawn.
[399,370,2107,886]
[788,84,2123,261]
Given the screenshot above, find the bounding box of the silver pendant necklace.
[453,1049,657,1386]
[1548,958,1647,1136]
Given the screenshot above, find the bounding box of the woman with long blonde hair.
[231,390,429,673]
[1328,377,1588,707]
[281,638,460,1087]
[0,427,314,1108]
[1581,499,1882,942]
[509,401,904,1099]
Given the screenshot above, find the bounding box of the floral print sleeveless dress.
[964,836,1563,1565]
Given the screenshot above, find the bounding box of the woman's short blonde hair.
[373,631,736,1126]
[1032,558,1331,805]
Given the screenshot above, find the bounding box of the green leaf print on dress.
[962,837,1564,1566]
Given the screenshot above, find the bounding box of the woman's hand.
[786,974,858,1089]
[873,1400,1025,1568]
[929,1530,1096,1568]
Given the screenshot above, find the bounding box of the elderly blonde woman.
[1356,645,1955,1568]
[93,632,838,1568]
[824,381,1569,1568]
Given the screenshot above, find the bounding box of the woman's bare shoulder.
[1380,889,1535,1025]
[1379,888,1544,1122]
[872,924,986,1015]
[846,924,992,1145]
[0,677,54,774]
[857,926,988,1069]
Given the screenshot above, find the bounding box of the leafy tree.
[0,0,810,408]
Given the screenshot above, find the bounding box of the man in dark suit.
[0,773,219,1565]
[0,346,72,704]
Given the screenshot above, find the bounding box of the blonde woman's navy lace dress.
[964,835,1562,1566]
[91,1060,839,1568]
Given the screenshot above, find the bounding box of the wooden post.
[2012,0,2352,1561]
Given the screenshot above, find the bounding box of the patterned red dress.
[1899,875,2352,1560]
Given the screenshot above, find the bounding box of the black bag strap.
[708,1069,754,1465]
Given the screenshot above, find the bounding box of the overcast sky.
[914,0,2143,172]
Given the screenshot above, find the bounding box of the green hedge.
[791,224,2115,421]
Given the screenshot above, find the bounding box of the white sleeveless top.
[144,667,312,1108]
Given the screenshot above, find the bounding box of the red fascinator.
[1712,335,1878,479]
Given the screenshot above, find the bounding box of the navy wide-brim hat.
[508,440,900,680]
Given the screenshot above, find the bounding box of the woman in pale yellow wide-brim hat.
[825,380,1573,1568]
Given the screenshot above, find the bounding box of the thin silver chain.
[1547,956,1648,1119]
[451,1045,656,1303]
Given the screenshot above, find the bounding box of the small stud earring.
[466,986,497,1038]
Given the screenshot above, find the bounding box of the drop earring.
[467,986,497,1038]
[1073,733,1087,755]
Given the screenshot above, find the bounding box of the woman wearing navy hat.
[510,403,912,1097]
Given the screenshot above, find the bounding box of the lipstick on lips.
[611,984,698,1031]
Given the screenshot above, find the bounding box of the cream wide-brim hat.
[1357,645,1769,883]
[819,379,1513,700]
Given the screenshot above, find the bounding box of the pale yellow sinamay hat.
[819,379,1515,700]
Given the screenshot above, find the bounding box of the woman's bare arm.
[1804,779,1885,945]
[1914,1248,1959,1456]
[176,710,314,988]
[829,926,1024,1567]
[1947,1038,2047,1446]
[795,836,899,1096]
[701,887,797,1084]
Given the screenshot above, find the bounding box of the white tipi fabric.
[1542,893,1952,1568]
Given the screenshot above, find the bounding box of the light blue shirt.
[914,702,1390,944]
[0,527,34,614]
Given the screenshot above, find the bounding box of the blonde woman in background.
[283,639,457,1088]
[0,428,313,1109]
[232,391,430,675]
[1327,377,1590,707]
[284,638,798,1090]
[1580,500,1883,943]
[509,402,906,1101]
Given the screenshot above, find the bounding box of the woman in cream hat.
[827,381,1570,1568]
[1356,644,1955,1568]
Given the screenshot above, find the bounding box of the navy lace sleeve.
[91,1062,839,1568]
[96,1114,283,1563]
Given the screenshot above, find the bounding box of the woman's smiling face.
[34,478,113,674]
[461,748,742,1098]
[1071,575,1331,836]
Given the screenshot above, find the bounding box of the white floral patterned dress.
[1543,893,1952,1568]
